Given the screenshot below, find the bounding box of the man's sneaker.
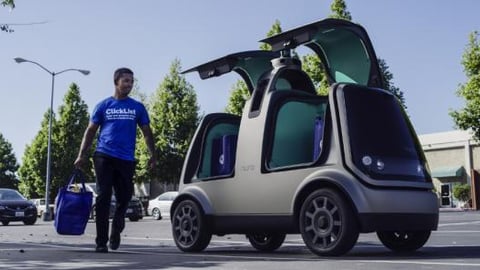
[109,232,121,250]
[95,245,108,253]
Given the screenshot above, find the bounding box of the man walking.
[74,67,156,253]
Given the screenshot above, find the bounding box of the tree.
[378,58,406,109]
[259,19,282,51]
[453,183,471,203]
[18,110,56,199]
[329,0,352,21]
[130,80,152,184]
[50,83,91,200]
[1,0,15,33]
[0,133,19,189]
[302,54,330,95]
[225,20,283,115]
[149,59,199,185]
[225,80,250,115]
[1,0,14,8]
[450,31,480,140]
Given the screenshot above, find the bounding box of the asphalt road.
[0,211,479,270]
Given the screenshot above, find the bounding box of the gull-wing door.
[182,50,280,94]
[261,18,383,88]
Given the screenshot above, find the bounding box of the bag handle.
[67,169,87,192]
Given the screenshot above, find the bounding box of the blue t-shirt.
[91,97,150,161]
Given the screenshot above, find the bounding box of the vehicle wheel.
[129,217,140,222]
[246,233,286,252]
[299,188,359,256]
[2,221,9,226]
[377,230,431,252]
[172,199,211,252]
[24,217,37,225]
[152,208,162,220]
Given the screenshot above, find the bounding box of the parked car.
[171,18,439,256]
[30,198,54,218]
[65,182,143,222]
[148,191,178,220]
[0,188,37,226]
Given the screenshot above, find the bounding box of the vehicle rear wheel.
[152,208,162,220]
[128,217,140,222]
[246,233,286,251]
[299,188,359,256]
[2,221,9,226]
[172,199,211,252]
[377,230,431,252]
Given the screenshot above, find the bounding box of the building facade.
[419,130,479,209]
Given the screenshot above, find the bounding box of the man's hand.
[74,156,88,170]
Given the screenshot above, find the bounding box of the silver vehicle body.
[172,18,439,255]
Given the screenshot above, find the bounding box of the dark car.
[65,183,144,222]
[0,188,37,226]
[111,196,143,222]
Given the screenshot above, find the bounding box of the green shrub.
[453,183,471,202]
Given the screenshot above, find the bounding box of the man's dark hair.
[113,67,134,85]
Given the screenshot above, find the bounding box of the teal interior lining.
[197,123,239,179]
[313,28,370,85]
[269,100,326,168]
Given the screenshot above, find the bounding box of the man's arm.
[74,122,99,169]
[139,124,156,170]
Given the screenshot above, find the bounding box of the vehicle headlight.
[376,159,385,171]
[361,155,372,166]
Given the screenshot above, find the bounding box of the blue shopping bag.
[54,169,93,235]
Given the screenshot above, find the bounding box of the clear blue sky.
[1,0,479,161]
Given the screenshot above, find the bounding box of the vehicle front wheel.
[299,189,359,256]
[128,217,140,222]
[152,208,162,220]
[246,233,286,252]
[23,217,37,225]
[172,199,211,252]
[2,221,9,226]
[376,230,431,252]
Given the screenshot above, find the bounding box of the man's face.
[115,73,134,97]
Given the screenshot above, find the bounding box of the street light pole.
[14,57,90,221]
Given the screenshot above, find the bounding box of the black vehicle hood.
[0,200,34,207]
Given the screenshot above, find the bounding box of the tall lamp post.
[14,57,90,221]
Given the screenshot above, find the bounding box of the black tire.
[129,217,140,222]
[377,230,431,252]
[246,233,286,252]
[299,189,359,256]
[23,217,37,225]
[172,199,211,252]
[2,221,9,226]
[152,208,162,220]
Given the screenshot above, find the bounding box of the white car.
[148,191,178,220]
